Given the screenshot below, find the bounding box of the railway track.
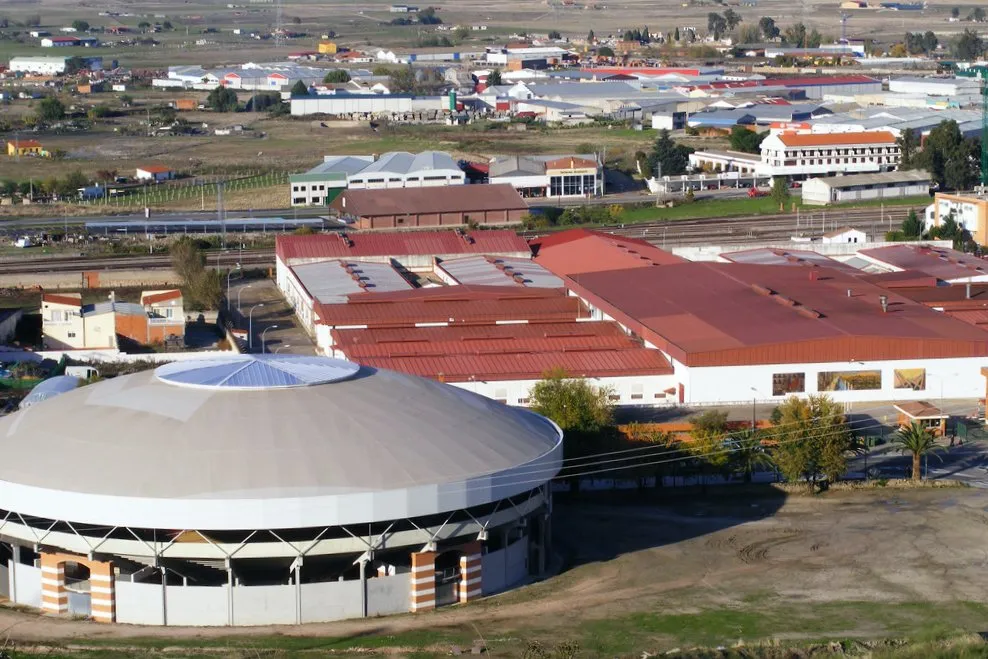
[0,205,918,273]
[0,249,275,274]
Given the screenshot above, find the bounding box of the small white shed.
[821,226,867,244]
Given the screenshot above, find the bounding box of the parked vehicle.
[747,188,765,198]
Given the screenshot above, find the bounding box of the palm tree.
[730,429,774,483]
[892,422,944,481]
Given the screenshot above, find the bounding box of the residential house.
[6,140,44,157]
[41,291,186,351]
[135,165,175,182]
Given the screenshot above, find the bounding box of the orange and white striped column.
[40,554,67,616]
[90,561,115,623]
[410,550,436,612]
[459,541,482,604]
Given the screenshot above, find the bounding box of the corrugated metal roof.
[859,245,988,282]
[437,255,564,288]
[316,285,586,327]
[532,228,684,276]
[155,355,361,389]
[292,259,411,304]
[341,331,636,358]
[354,348,673,382]
[722,248,862,274]
[776,131,895,147]
[277,229,530,263]
[82,301,145,317]
[559,261,988,366]
[333,321,626,346]
[334,184,527,218]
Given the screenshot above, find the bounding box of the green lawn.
[614,194,932,224]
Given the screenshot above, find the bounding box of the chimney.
[109,291,116,303]
[880,295,888,313]
[847,289,852,297]
[967,282,972,299]
[809,270,818,281]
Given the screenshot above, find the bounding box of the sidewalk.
[227,278,316,355]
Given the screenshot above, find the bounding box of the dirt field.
[4,488,988,656]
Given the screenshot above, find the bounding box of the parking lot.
[227,278,315,355]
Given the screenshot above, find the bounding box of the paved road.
[227,279,316,355]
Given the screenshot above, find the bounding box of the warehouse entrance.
[63,562,92,618]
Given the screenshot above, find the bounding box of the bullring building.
[0,355,561,625]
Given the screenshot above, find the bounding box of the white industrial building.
[290,94,448,116]
[488,154,603,198]
[800,170,931,205]
[347,151,465,189]
[289,156,374,207]
[0,355,560,625]
[8,56,101,75]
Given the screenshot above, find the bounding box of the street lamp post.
[236,284,254,313]
[749,387,758,430]
[261,325,279,354]
[248,303,265,351]
[226,264,241,312]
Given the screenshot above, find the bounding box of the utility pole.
[217,180,226,249]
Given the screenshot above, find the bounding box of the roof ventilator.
[880,295,889,313]
[338,233,353,248]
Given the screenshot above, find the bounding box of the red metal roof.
[332,184,527,218]
[859,245,988,282]
[560,262,988,366]
[691,75,878,91]
[137,165,173,174]
[333,321,627,346]
[776,131,895,147]
[277,229,530,263]
[316,285,586,328]
[354,349,673,383]
[531,228,684,276]
[341,331,637,358]
[945,309,988,329]
[42,293,81,306]
[8,139,42,149]
[141,290,182,305]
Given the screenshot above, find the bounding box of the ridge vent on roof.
[773,295,797,307]
[751,284,774,296]
[796,307,822,319]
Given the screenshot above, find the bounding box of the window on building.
[293,197,305,204]
[894,368,926,391]
[50,310,63,322]
[292,185,299,192]
[67,332,76,338]
[319,185,325,190]
[517,397,530,405]
[772,372,805,396]
[630,383,644,400]
[818,370,882,391]
[494,388,507,404]
[163,308,173,318]
[608,393,621,402]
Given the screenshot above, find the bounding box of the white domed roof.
[0,356,562,530]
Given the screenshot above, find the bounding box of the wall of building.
[679,355,988,407]
[9,562,41,608]
[42,302,84,350]
[0,563,8,598]
[480,537,529,595]
[0,269,180,290]
[450,373,677,407]
[233,583,299,626]
[355,208,525,230]
[299,578,362,623]
[82,313,117,349]
[926,195,988,246]
[366,572,411,616]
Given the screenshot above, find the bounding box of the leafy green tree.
[648,129,693,177]
[323,69,351,84]
[953,29,985,59]
[928,211,971,249]
[951,6,960,18]
[723,8,742,30]
[71,20,90,32]
[892,422,944,481]
[587,29,595,43]
[674,26,681,41]
[596,46,614,57]
[171,238,222,310]
[529,368,613,433]
[969,7,986,22]
[688,410,730,486]
[758,16,780,39]
[56,170,89,197]
[87,105,112,120]
[162,20,174,30]
[897,128,919,169]
[138,21,151,32]
[806,28,823,48]
[783,22,807,46]
[65,56,88,75]
[487,69,502,86]
[770,395,851,489]
[36,96,65,123]
[729,126,767,154]
[206,85,239,112]
[901,209,923,239]
[707,12,727,39]
[729,429,774,483]
[289,81,309,98]
[548,30,561,39]
[624,423,682,488]
[388,66,417,93]
[416,7,442,24]
[915,120,979,191]
[770,176,790,210]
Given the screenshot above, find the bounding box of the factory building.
[0,355,560,625]
[289,156,374,207]
[488,155,603,198]
[532,229,988,407]
[346,151,465,189]
[332,185,528,230]
[800,170,931,205]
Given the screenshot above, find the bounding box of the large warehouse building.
[0,355,561,625]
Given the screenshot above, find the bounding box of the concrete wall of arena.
[0,563,8,599]
[481,537,529,595]
[7,562,41,608]
[114,573,410,626]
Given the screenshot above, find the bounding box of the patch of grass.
[576,600,988,655]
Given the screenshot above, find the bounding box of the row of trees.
[899,120,981,192]
[529,371,943,488]
[170,238,223,311]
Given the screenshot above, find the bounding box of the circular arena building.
[0,355,562,626]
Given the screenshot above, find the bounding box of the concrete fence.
[481,538,529,595]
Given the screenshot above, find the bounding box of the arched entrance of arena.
[40,552,115,622]
[433,550,463,608]
[63,561,92,617]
